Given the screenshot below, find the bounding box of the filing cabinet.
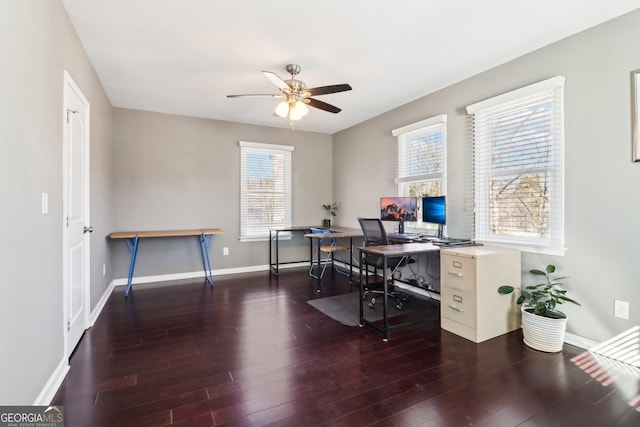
[440,246,521,343]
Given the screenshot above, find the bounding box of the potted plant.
[322,203,337,227]
[498,264,580,352]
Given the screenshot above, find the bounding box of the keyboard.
[428,237,471,246]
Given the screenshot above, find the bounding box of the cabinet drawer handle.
[448,305,464,312]
[448,271,463,277]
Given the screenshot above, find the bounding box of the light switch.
[41,192,48,214]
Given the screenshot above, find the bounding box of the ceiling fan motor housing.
[285,64,301,76]
[284,64,306,94]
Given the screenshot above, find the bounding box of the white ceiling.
[62,0,640,134]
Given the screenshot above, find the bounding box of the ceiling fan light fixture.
[275,99,309,120]
[275,101,290,118]
[290,100,308,120]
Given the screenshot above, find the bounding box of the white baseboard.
[36,281,115,405]
[111,262,310,287]
[564,332,599,351]
[89,280,116,327]
[33,358,69,405]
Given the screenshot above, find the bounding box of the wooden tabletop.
[359,242,440,256]
[269,226,318,232]
[108,228,224,239]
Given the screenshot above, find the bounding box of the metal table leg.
[382,256,389,341]
[124,235,140,298]
[359,250,364,326]
[199,233,214,285]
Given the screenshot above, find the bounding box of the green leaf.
[530,269,546,276]
[557,295,581,306]
[545,310,566,319]
[497,286,515,294]
[546,265,556,274]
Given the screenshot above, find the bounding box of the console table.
[108,228,223,298]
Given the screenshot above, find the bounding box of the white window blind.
[392,115,447,229]
[239,141,293,241]
[393,114,447,196]
[467,77,565,254]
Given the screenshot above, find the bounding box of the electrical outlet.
[41,192,48,214]
[614,300,629,319]
[223,247,229,256]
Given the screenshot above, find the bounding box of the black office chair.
[357,217,410,310]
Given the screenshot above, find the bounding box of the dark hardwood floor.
[52,268,640,426]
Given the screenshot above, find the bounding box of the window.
[239,141,293,241]
[392,114,447,230]
[467,76,565,255]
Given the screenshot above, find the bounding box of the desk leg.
[382,256,389,342]
[199,233,214,286]
[308,238,324,292]
[359,250,364,326]
[124,236,140,298]
[275,230,280,276]
[349,237,353,282]
[269,229,276,276]
[309,234,313,271]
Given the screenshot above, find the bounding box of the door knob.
[84,226,94,233]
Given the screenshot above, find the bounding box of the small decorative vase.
[521,305,567,352]
[322,219,331,228]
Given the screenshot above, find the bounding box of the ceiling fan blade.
[262,71,290,91]
[305,98,342,114]
[306,84,352,96]
[227,94,283,98]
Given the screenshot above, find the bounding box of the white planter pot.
[521,306,567,352]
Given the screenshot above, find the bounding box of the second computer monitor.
[422,195,446,238]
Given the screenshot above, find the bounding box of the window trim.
[467,77,565,256]
[239,141,294,242]
[392,114,447,232]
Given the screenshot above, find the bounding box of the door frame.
[62,70,91,359]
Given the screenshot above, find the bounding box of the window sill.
[476,240,566,257]
[240,234,293,243]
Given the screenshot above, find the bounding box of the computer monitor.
[380,197,417,233]
[422,195,446,238]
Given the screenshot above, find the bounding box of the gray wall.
[333,9,640,343]
[111,108,333,278]
[0,1,113,404]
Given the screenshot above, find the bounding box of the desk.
[358,242,440,341]
[108,228,223,298]
[304,227,362,290]
[269,226,316,276]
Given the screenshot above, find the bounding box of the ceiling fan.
[227,64,352,121]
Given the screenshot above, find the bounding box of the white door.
[63,71,91,357]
